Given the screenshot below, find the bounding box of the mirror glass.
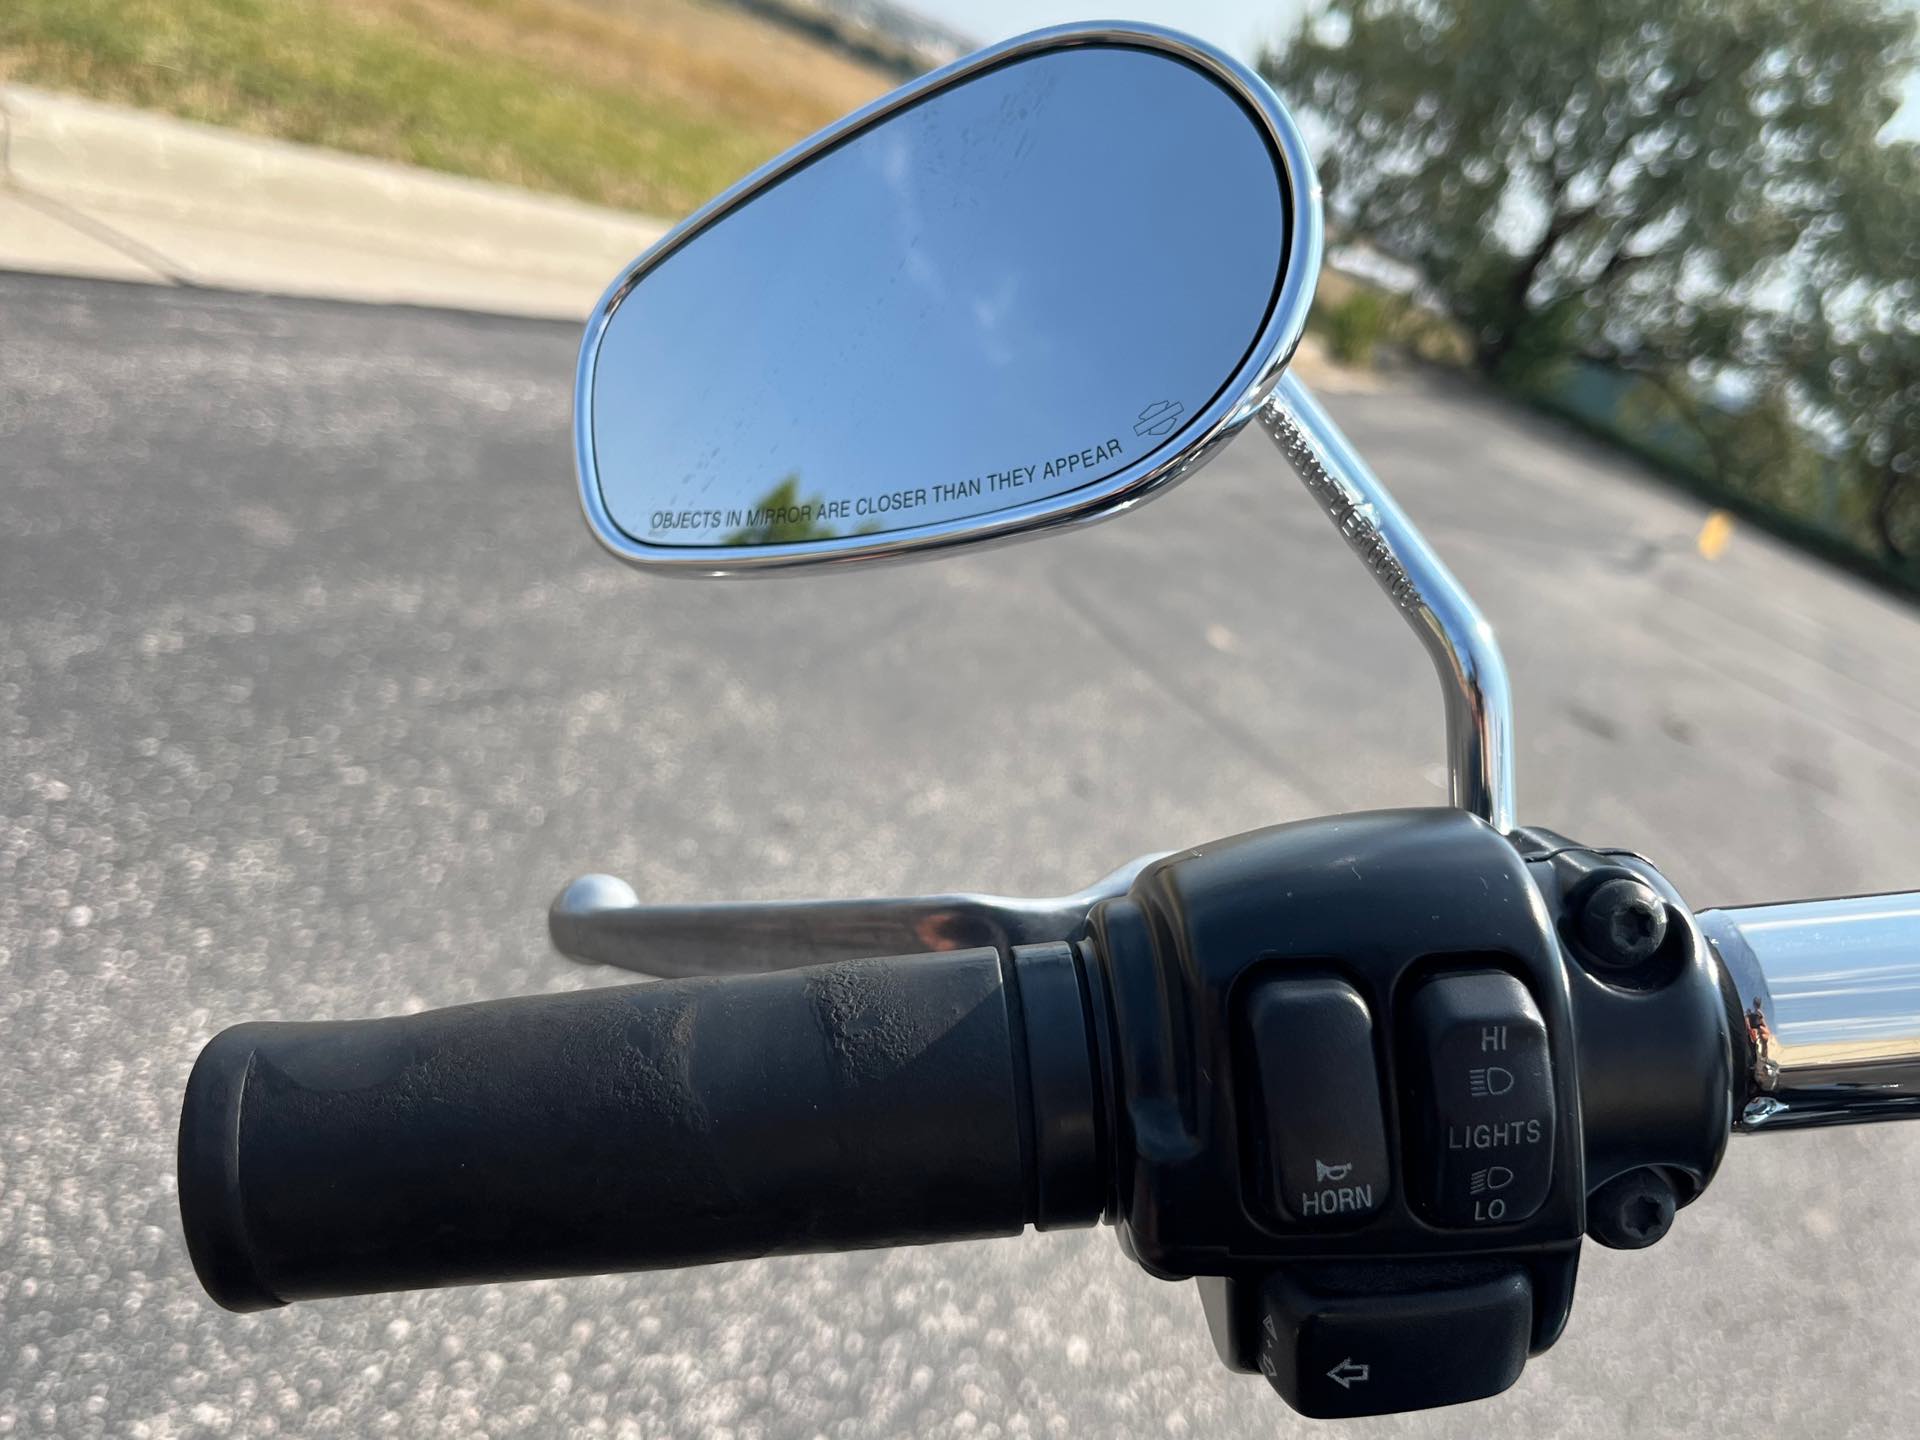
[582,42,1291,555]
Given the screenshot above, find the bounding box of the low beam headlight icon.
[1470,1166,1515,1194]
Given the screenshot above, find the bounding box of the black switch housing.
[1080,812,1741,1420]
[1093,810,1595,1422]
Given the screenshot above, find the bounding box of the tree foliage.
[1784,142,1920,558]
[1264,0,1920,566]
[1264,0,1918,372]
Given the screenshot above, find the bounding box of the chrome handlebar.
[1701,891,1920,1132]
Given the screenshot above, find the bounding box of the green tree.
[1811,318,1920,561]
[1783,142,1920,561]
[1264,0,1918,378]
[723,474,840,545]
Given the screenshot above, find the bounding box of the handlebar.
[178,871,1920,1317]
[172,811,1920,1421]
[178,944,1105,1311]
[1699,891,1920,1131]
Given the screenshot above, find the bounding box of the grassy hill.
[0,0,897,217]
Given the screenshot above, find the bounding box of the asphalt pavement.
[4,270,1920,1439]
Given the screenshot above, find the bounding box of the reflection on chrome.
[1700,891,1920,1130]
[549,853,1168,977]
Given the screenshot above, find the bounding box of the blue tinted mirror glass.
[581,41,1292,558]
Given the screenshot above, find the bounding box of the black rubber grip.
[179,948,1079,1311]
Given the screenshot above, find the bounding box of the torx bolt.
[1587,1167,1678,1250]
[1579,876,1668,967]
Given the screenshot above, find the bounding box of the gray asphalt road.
[4,271,1919,1440]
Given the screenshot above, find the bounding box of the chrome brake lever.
[549,852,1169,978]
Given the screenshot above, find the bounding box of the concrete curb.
[0,86,668,320]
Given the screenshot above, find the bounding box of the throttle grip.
[179,944,1102,1311]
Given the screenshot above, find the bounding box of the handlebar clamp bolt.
[1577,877,1668,968]
[1586,1167,1679,1250]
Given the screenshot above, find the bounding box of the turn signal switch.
[1203,1263,1535,1419]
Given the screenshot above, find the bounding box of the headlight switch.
[1402,971,1555,1228]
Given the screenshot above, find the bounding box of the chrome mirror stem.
[549,853,1168,977]
[1262,373,1516,834]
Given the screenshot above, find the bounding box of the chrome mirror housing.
[574,25,1320,573]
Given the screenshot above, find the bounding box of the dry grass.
[1311,265,1476,369]
[0,0,894,216]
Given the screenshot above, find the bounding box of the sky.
[912,1,1311,62]
[912,1,1920,138]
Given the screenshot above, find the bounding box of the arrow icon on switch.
[1327,1358,1372,1389]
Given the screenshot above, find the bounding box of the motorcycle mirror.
[572,22,1513,833]
[574,25,1320,573]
